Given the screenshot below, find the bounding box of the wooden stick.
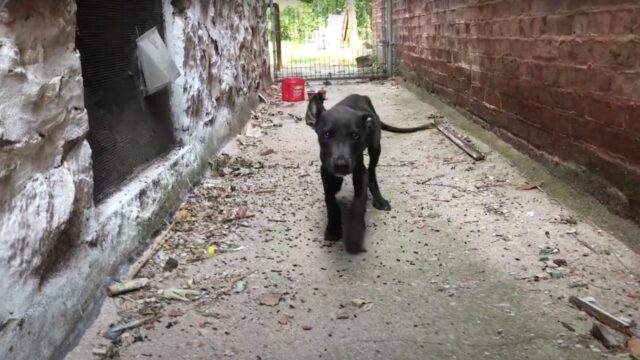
[434,119,485,161]
[570,296,639,337]
[124,221,175,281]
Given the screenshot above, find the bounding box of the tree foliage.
[278,0,372,42]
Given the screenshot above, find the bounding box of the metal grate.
[76,0,175,201]
[270,1,388,81]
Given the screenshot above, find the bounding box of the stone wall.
[0,0,269,359]
[373,0,640,222]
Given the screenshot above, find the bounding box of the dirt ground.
[67,81,640,360]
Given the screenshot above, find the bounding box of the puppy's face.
[306,96,371,176]
[316,108,371,176]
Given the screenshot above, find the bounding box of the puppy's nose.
[333,157,350,174]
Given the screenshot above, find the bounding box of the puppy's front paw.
[373,197,391,211]
[344,223,365,254]
[324,224,342,241]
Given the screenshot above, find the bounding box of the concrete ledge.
[0,94,257,360]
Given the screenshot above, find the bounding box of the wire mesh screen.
[270,1,387,81]
[76,0,175,201]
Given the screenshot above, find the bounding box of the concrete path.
[68,81,640,360]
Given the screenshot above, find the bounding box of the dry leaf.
[175,209,191,221]
[628,337,640,359]
[259,292,284,306]
[351,298,373,310]
[276,314,289,325]
[167,308,184,318]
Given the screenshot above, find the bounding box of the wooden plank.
[570,296,640,337]
[434,119,485,161]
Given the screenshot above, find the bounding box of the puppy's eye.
[322,130,332,139]
[351,132,360,140]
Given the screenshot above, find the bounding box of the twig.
[222,214,255,223]
[434,119,485,161]
[569,296,639,337]
[124,221,175,281]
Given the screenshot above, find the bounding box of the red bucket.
[281,77,305,102]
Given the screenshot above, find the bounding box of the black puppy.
[305,93,433,254]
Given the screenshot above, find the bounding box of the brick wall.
[379,0,640,221]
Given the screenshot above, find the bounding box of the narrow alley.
[69,81,640,359]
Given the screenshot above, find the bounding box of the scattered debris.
[163,257,179,272]
[258,93,268,103]
[539,246,559,256]
[628,337,640,359]
[259,292,285,306]
[107,278,149,297]
[167,308,184,318]
[159,288,201,302]
[569,296,639,337]
[591,323,625,350]
[568,281,588,289]
[335,310,349,320]
[434,119,485,161]
[92,345,116,358]
[560,321,576,332]
[276,314,289,325]
[210,241,247,254]
[222,207,253,223]
[103,317,155,340]
[553,258,568,267]
[124,221,175,281]
[287,113,303,122]
[234,280,246,293]
[351,299,374,311]
[516,181,543,191]
[174,209,191,222]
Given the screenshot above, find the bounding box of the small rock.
[302,325,313,331]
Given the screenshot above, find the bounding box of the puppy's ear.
[305,94,325,128]
[362,114,373,133]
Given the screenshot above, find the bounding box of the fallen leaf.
[167,308,184,318]
[259,292,284,306]
[175,209,191,221]
[276,314,288,325]
[628,337,640,359]
[516,181,543,190]
[335,310,349,320]
[351,298,373,310]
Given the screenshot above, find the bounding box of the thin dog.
[305,93,433,254]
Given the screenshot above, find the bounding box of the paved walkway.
[69,81,640,360]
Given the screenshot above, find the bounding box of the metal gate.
[269,0,391,81]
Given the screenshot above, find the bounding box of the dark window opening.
[76,0,175,202]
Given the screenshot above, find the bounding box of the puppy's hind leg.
[321,167,343,241]
[368,145,391,211]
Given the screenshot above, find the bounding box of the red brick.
[586,95,626,128]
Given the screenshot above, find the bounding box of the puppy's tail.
[380,121,435,133]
